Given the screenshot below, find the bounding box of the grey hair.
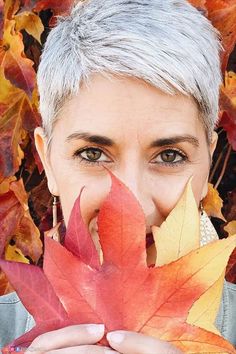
[37,0,222,151]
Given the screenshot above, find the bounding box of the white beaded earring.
[200,202,218,246]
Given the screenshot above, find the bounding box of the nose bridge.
[117,162,156,225]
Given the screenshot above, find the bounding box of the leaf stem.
[209,150,224,183]
[214,145,232,190]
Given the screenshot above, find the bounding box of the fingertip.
[107,331,125,345]
[86,323,105,337]
[106,330,183,354]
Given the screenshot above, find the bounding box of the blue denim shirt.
[0,281,235,350]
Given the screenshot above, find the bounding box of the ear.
[201,131,218,200]
[209,131,218,160]
[34,127,59,196]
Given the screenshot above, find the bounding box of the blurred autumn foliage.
[0,0,235,295]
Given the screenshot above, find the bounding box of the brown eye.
[151,149,186,165]
[83,148,102,161]
[75,147,111,164]
[160,150,178,163]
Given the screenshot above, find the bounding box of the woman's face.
[35,74,217,236]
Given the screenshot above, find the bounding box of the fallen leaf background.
[0,0,235,291]
[0,175,235,353]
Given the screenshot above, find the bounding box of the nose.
[115,167,158,232]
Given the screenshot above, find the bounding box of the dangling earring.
[52,195,58,227]
[199,201,218,246]
[51,195,60,242]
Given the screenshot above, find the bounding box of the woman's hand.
[27,325,183,353]
[27,324,117,353]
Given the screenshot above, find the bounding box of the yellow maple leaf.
[151,179,229,336]
[152,178,199,267]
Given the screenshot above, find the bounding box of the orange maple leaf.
[205,0,236,72]
[0,174,235,353]
[0,20,35,95]
[14,11,44,44]
[0,69,39,180]
[0,178,42,263]
[202,183,226,221]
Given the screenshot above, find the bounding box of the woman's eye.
[152,149,186,164]
[74,148,110,163]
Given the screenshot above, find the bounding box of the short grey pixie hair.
[37,0,222,149]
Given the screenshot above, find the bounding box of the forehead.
[54,73,203,142]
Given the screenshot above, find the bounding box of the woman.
[0,0,235,352]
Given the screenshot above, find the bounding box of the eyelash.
[72,147,188,167]
[152,148,188,167]
[72,147,112,166]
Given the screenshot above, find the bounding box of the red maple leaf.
[226,246,236,283]
[0,174,235,353]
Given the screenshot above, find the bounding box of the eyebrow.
[65,131,114,146]
[65,131,199,148]
[149,135,199,148]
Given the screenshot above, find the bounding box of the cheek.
[57,171,111,227]
[152,165,209,220]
